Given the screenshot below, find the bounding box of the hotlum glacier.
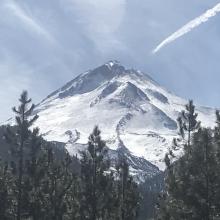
[31,61,216,179]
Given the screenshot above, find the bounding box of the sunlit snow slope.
[35,61,216,171]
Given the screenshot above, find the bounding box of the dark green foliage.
[157,102,220,220]
[172,100,200,154]
[79,127,141,220]
[138,173,164,220]
[41,149,78,220]
[5,91,39,220]
[178,100,201,142]
[116,156,140,220]
[0,160,15,220]
[0,92,141,220]
[24,128,45,220]
[80,126,111,220]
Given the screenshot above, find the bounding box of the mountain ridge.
[7,61,217,179]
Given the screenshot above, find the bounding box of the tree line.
[2,91,220,220]
[0,91,140,220]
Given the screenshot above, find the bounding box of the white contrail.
[153,3,220,54]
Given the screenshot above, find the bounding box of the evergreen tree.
[42,148,77,220]
[65,175,81,220]
[186,128,218,219]
[213,110,220,215]
[171,100,200,158]
[116,156,140,220]
[80,126,110,220]
[0,91,148,220]
[177,100,200,150]
[139,173,164,220]
[157,106,220,219]
[25,128,46,220]
[157,101,201,219]
[0,160,14,220]
[5,91,38,220]
[103,171,119,220]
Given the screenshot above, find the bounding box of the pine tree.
[5,91,38,220]
[213,110,220,215]
[80,126,110,220]
[177,100,200,150]
[102,171,118,220]
[157,109,220,219]
[25,128,46,220]
[159,101,201,219]
[42,148,77,220]
[116,155,140,220]
[170,100,200,158]
[0,160,14,220]
[187,128,218,219]
[139,173,164,220]
[65,175,81,220]
[165,128,219,219]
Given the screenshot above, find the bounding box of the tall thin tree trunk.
[17,137,24,220]
[17,108,25,220]
[92,148,97,220]
[188,118,191,148]
[121,169,125,220]
[205,140,210,220]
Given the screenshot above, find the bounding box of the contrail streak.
[153,3,220,54]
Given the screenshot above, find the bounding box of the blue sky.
[0,0,220,121]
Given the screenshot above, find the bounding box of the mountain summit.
[34,61,216,177]
[45,61,156,100]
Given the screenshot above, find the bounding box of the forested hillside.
[0,91,144,220]
[1,91,220,220]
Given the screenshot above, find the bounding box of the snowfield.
[34,61,216,174]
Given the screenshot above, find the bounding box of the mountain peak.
[44,61,160,102]
[35,61,216,173]
[104,60,121,68]
[46,61,136,100]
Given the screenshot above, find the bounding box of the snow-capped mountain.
[34,61,216,177]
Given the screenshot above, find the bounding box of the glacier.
[32,61,216,176]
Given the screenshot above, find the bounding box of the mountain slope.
[34,61,216,173]
[1,0,220,124]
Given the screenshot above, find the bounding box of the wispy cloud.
[4,0,55,43]
[64,0,126,53]
[153,3,220,54]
